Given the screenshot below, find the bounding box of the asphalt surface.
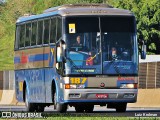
[0,106,160,118]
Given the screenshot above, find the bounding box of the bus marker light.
[19,82,23,91]
[65,84,70,89]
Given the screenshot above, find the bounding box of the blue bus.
[14,4,146,112]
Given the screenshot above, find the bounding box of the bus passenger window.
[43,19,50,44]
[31,21,37,46]
[57,17,62,41]
[25,23,31,47]
[19,24,25,48]
[37,20,43,45]
[15,26,20,49]
[50,17,56,43]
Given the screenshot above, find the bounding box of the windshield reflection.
[64,16,138,75]
[65,32,102,74]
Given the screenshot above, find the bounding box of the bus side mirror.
[57,46,63,62]
[141,42,146,59]
[56,39,66,62]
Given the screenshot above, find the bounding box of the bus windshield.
[64,16,138,75]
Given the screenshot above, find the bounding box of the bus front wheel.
[115,103,127,112]
[54,92,67,113]
[75,106,84,113]
[84,105,94,113]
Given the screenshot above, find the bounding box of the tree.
[107,0,160,54]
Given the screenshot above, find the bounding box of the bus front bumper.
[62,89,137,104]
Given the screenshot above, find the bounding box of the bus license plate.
[96,94,108,99]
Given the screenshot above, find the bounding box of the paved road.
[0,106,160,117]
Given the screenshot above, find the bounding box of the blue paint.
[28,53,48,62]
[69,52,87,66]
[15,67,58,103]
[14,57,20,64]
[14,53,49,64]
[103,61,138,74]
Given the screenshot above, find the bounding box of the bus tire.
[36,105,45,112]
[115,103,127,112]
[84,105,94,113]
[54,92,67,113]
[75,106,84,113]
[25,88,36,112]
[56,103,67,113]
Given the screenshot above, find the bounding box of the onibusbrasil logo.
[1,112,45,119]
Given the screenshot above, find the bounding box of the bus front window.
[65,32,102,74]
[64,16,138,75]
[101,17,138,75]
[64,17,102,75]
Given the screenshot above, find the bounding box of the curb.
[0,90,3,101]
[128,89,160,107]
[0,90,15,105]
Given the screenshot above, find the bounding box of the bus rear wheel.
[25,88,36,112]
[54,92,67,113]
[115,103,127,112]
[36,105,45,112]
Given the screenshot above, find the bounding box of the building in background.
[139,55,160,63]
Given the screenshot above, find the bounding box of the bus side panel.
[15,69,46,103]
[25,69,45,103]
[44,68,60,103]
[42,67,63,104]
[15,46,59,103]
[15,70,25,102]
[44,68,52,103]
[44,45,63,103]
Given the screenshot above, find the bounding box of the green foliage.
[0,0,159,70]
[108,0,160,54]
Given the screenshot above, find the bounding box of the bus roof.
[16,4,134,24]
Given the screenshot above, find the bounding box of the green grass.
[46,117,127,120]
[0,35,14,70]
[0,116,158,120]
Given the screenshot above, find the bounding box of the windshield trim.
[63,16,138,76]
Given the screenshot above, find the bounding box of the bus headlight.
[120,83,137,89]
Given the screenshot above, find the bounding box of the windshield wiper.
[66,57,85,76]
[106,60,121,75]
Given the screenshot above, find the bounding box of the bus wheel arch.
[115,102,127,112]
[23,81,26,102]
[51,79,67,113]
[23,81,36,112]
[51,79,56,103]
